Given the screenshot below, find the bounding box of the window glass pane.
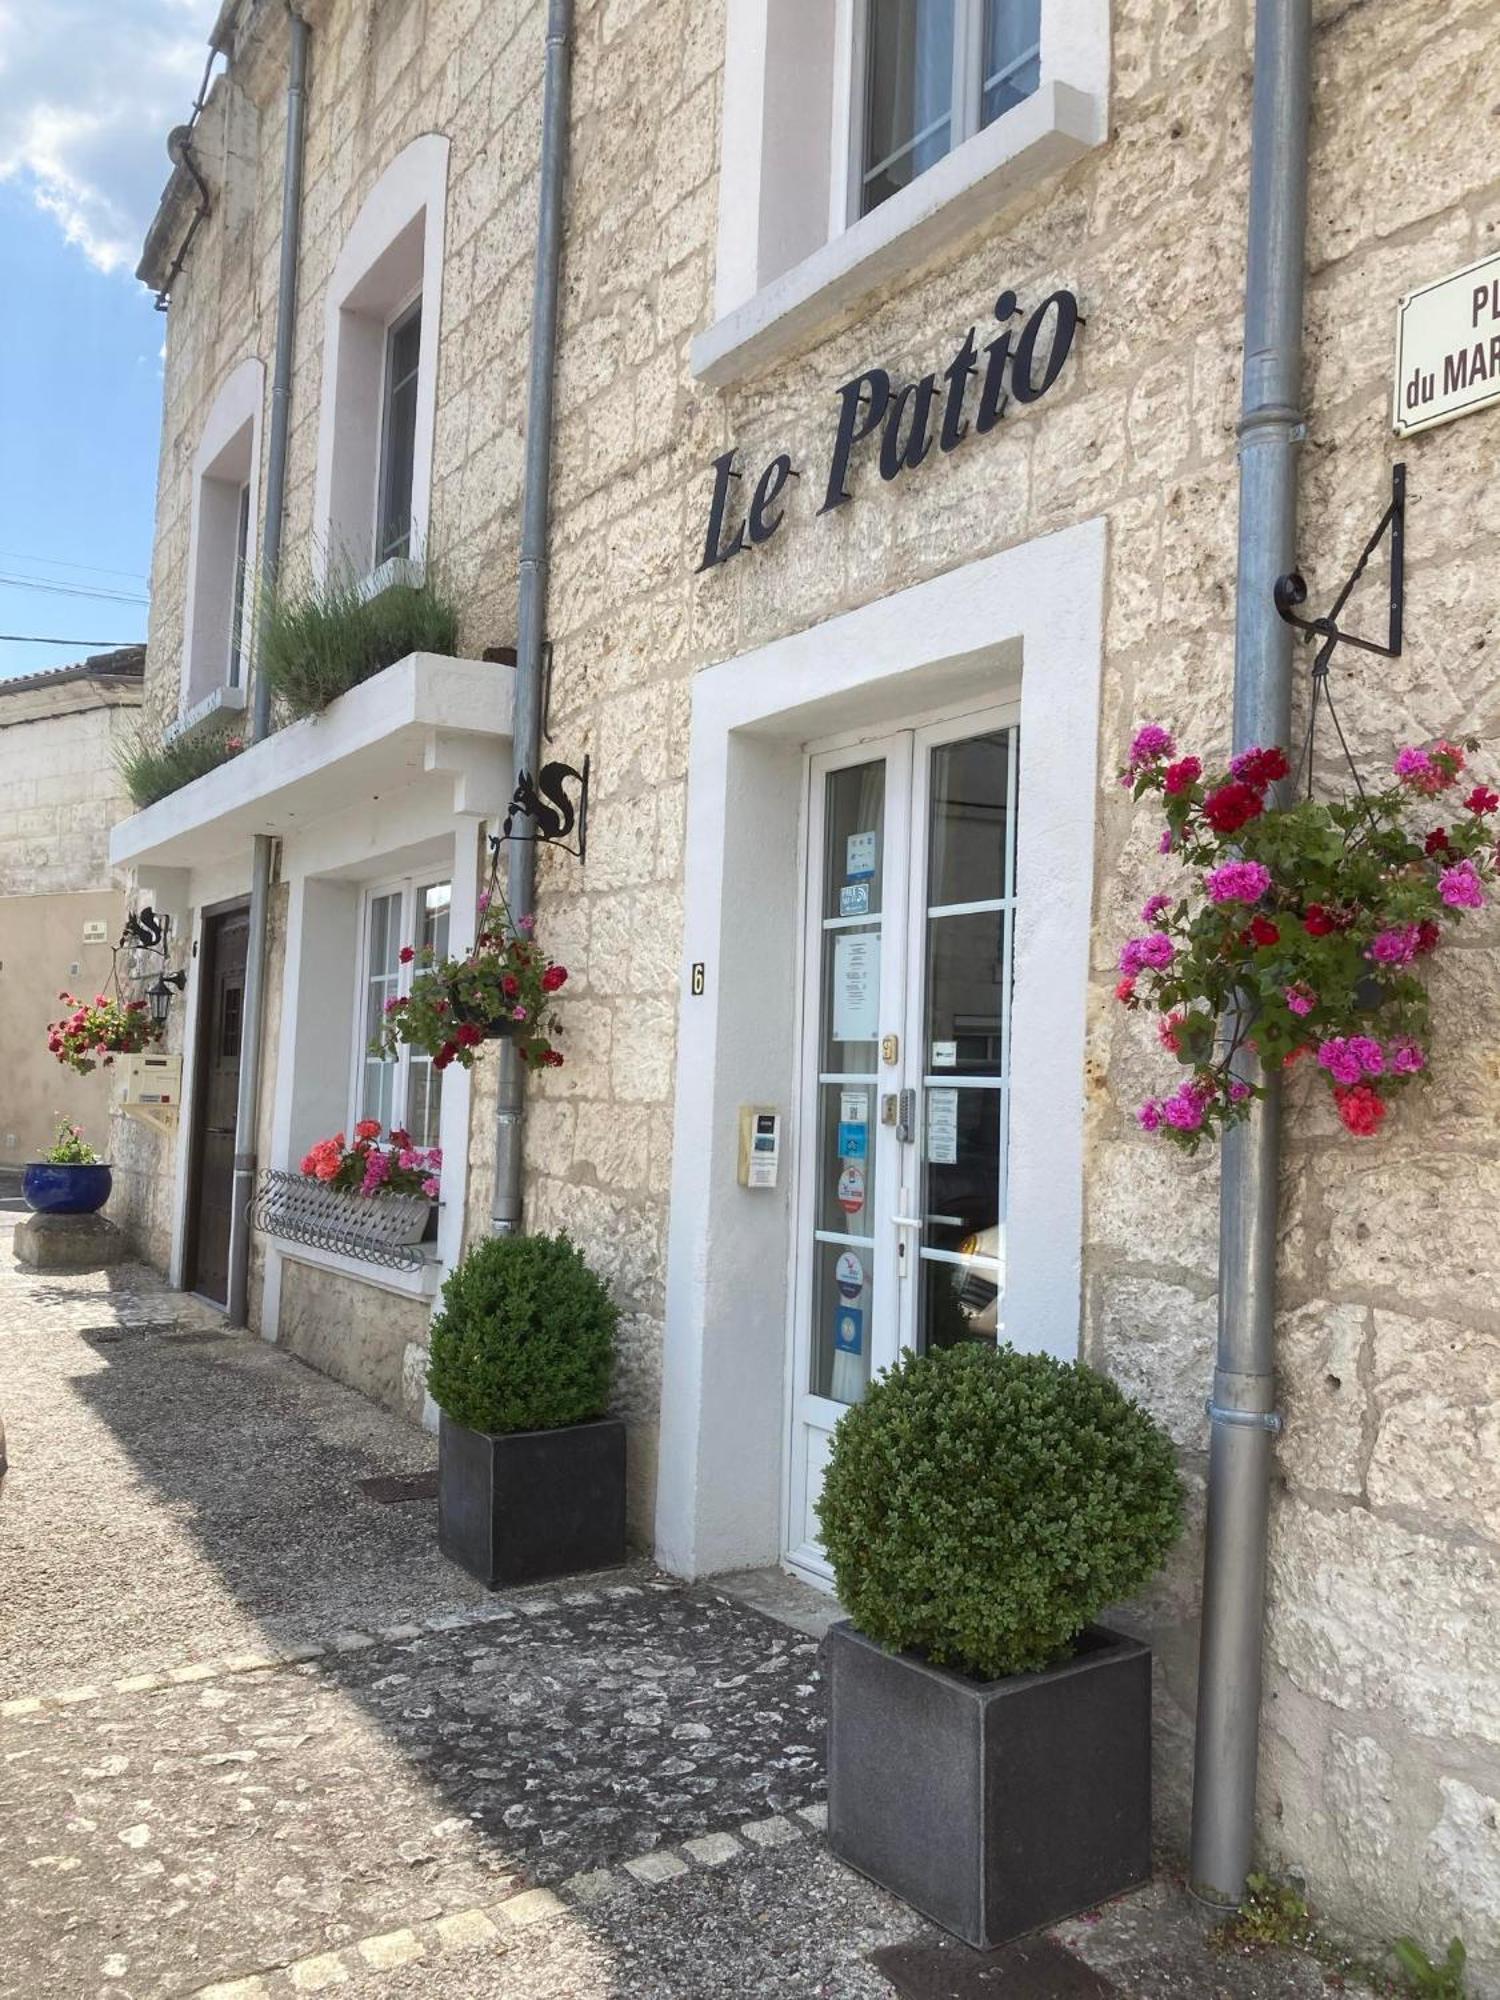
[377,301,422,564]
[405,881,451,1148]
[981,0,1041,126]
[360,890,402,1130]
[229,481,251,687]
[862,0,956,215]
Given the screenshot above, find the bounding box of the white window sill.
[692,80,1102,388]
[356,555,425,603]
[273,1237,441,1300]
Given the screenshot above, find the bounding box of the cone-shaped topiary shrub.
[427,1232,616,1436]
[817,1343,1183,1681]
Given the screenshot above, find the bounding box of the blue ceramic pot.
[22,1162,112,1215]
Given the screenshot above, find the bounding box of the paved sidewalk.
[0,1219,1374,2000]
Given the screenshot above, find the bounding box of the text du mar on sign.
[698,287,1082,571]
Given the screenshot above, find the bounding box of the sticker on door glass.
[931,1040,958,1068]
[840,1089,868,1125]
[835,1250,865,1301]
[845,830,877,881]
[839,882,871,917]
[836,1163,866,1214]
[927,1088,959,1166]
[832,933,880,1042]
[837,1121,868,1160]
[834,1305,864,1354]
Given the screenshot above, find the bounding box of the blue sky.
[0,1,219,680]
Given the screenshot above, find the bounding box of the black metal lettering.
[697,448,748,570]
[879,375,939,481]
[748,453,795,543]
[820,369,891,511]
[1011,289,1081,405]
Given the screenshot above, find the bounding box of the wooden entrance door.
[185,907,249,1304]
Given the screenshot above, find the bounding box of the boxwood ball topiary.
[817,1344,1183,1681]
[427,1232,616,1436]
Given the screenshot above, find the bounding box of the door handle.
[891,1215,925,1229]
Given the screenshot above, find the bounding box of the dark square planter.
[826,1620,1152,1950]
[438,1411,626,1588]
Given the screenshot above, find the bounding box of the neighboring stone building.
[0,650,145,1170]
[113,0,1500,1978]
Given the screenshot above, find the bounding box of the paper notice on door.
[845,830,877,881]
[927,1088,959,1166]
[832,933,880,1042]
[840,1089,868,1126]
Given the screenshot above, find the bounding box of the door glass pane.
[810,760,885,1405]
[404,881,451,1148]
[360,890,402,1131]
[862,0,956,215]
[917,730,1014,1354]
[981,0,1042,127]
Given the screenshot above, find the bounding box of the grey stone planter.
[438,1411,627,1588]
[826,1620,1152,1949]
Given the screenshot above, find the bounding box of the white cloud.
[0,0,221,274]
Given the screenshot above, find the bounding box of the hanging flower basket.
[47,991,163,1076]
[371,888,567,1075]
[1116,727,1498,1146]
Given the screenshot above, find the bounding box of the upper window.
[314,135,449,586]
[857,0,1040,215]
[181,357,263,711]
[377,299,423,566]
[694,0,1103,385]
[356,875,451,1148]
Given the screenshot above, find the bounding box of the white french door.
[784,705,1019,1581]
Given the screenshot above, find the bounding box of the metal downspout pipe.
[492,0,573,1236]
[1189,0,1311,1905]
[226,6,309,1328]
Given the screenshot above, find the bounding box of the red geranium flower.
[1115,975,1136,1005]
[1303,905,1335,936]
[1163,757,1201,796]
[1415,919,1441,956]
[1202,781,1264,835]
[398,945,415,964]
[1234,747,1289,789]
[1465,786,1500,816]
[354,1119,382,1141]
[1425,827,1453,858]
[1247,915,1280,947]
[1333,1083,1387,1137]
[541,964,568,992]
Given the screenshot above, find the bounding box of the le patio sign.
[698,286,1081,570]
[1394,252,1500,436]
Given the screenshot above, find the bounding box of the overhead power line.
[0,634,140,647]
[0,571,150,607]
[0,549,148,585]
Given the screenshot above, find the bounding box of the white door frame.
[655,519,1106,1583]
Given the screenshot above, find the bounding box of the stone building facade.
[0,651,144,1167]
[114,0,1500,1978]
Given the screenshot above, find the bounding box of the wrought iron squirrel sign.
[697,287,1081,572]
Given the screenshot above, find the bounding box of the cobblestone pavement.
[1,1220,1375,1999]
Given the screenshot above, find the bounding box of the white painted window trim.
[179,356,264,714]
[312,133,449,586]
[653,517,1107,1582]
[348,869,452,1144]
[271,1240,440,1301]
[695,0,1107,386]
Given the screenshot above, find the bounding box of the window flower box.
[254,1171,434,1271]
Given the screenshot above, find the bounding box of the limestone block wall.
[130,0,1500,1976]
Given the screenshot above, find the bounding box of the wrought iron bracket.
[1274,461,1405,669]
[490,754,590,864]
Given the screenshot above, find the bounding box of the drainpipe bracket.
[1204,1397,1284,1434]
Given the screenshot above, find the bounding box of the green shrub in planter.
[427,1232,616,1436]
[817,1343,1182,1680]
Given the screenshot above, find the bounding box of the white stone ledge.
[691,82,1102,389]
[276,1238,441,1301]
[109,652,515,872]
